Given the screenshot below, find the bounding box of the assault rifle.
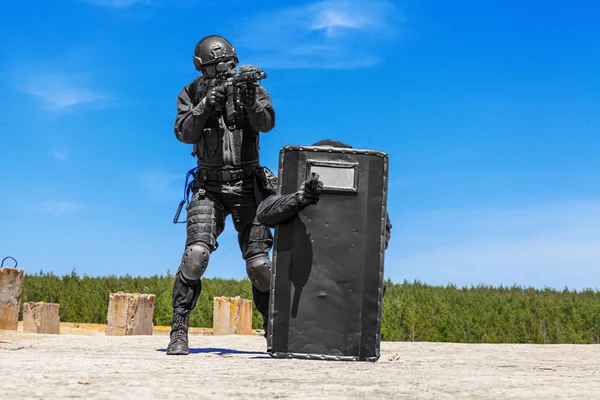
[211,64,268,129]
[231,65,267,85]
[215,64,267,87]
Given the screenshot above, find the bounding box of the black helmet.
[312,139,353,148]
[193,35,238,71]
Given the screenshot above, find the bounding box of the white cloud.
[310,0,389,36]
[386,201,600,291]
[137,172,181,203]
[80,0,201,10]
[19,71,106,110]
[51,149,68,160]
[81,0,147,7]
[232,0,403,69]
[36,201,85,215]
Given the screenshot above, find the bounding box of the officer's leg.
[246,247,272,337]
[230,188,274,338]
[167,190,225,355]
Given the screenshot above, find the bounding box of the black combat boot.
[166,308,191,355]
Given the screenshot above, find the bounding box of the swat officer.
[256,139,392,249]
[167,35,276,355]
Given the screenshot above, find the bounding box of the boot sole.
[166,350,189,355]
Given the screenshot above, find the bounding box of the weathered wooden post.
[23,302,60,334]
[0,257,24,331]
[213,296,253,335]
[105,292,156,336]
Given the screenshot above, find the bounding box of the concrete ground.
[1,329,599,399]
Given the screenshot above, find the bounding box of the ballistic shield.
[268,145,389,361]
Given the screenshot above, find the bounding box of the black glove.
[206,85,226,109]
[299,174,323,206]
[239,83,258,109]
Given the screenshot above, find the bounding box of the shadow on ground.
[156,347,269,357]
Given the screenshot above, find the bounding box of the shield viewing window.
[306,160,359,193]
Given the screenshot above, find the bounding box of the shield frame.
[267,145,389,362]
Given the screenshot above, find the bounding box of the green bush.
[381,279,600,343]
[19,270,262,329]
[19,271,600,343]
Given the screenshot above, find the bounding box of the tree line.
[18,271,600,344]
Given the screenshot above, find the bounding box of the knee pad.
[179,243,211,284]
[246,253,272,292]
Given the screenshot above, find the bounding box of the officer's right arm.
[174,84,213,144]
[256,193,306,227]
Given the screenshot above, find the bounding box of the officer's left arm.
[242,84,276,133]
[385,213,392,249]
[256,192,306,227]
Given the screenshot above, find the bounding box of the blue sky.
[1,0,599,290]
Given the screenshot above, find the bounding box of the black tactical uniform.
[167,35,276,355]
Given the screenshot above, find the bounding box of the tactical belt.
[196,165,258,183]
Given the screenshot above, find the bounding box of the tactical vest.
[191,77,260,170]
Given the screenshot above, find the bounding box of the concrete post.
[23,302,60,334]
[0,267,24,331]
[213,296,253,335]
[106,293,156,336]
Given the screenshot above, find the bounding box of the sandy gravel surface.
[1,330,599,399]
